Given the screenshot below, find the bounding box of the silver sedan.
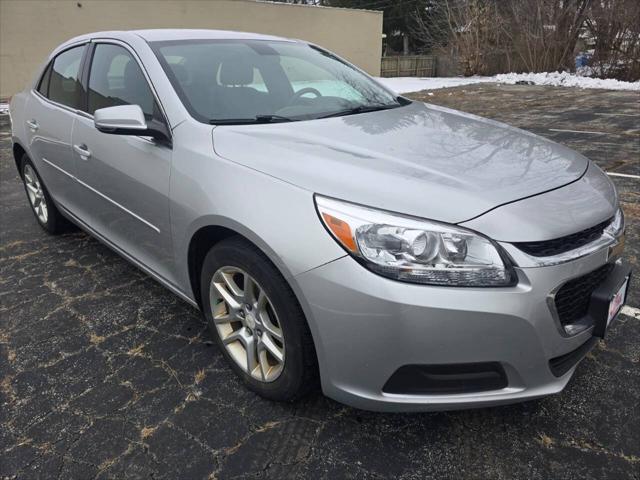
[9,29,630,411]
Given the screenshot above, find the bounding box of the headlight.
[315,195,516,286]
[604,208,624,238]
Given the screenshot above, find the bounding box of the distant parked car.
[9,30,630,411]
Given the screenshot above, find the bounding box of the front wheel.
[200,237,318,401]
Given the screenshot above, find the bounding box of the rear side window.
[37,63,52,97]
[88,44,158,120]
[47,46,85,109]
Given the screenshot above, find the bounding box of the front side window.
[47,45,85,109]
[88,44,158,120]
[151,39,402,124]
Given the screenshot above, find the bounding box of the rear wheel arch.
[19,153,72,234]
[12,142,27,178]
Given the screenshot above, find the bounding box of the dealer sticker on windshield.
[607,278,628,326]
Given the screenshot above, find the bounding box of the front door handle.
[26,119,39,131]
[73,143,92,159]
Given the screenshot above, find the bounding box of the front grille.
[514,218,612,257]
[554,263,614,326]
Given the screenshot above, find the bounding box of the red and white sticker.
[607,278,628,326]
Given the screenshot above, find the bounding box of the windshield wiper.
[255,114,295,123]
[209,114,294,125]
[318,103,403,119]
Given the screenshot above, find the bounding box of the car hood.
[212,101,588,223]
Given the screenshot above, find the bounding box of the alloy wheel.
[23,164,48,224]
[210,266,285,382]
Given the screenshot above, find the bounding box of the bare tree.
[585,0,640,81]
[446,0,506,75]
[405,1,451,54]
[411,0,507,76]
[325,0,639,80]
[414,0,592,76]
[498,0,590,73]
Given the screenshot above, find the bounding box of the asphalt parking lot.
[1,84,639,479]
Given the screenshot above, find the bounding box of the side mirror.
[94,105,170,142]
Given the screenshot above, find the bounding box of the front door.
[71,42,175,284]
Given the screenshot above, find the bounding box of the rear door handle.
[26,119,39,131]
[73,143,92,159]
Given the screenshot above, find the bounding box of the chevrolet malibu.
[9,30,630,411]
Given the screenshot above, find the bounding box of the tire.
[200,236,318,401]
[20,154,72,234]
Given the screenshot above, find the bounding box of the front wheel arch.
[185,221,327,386]
[187,225,239,311]
[185,217,302,311]
[200,236,320,400]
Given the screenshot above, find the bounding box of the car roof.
[60,29,297,48]
[133,29,295,42]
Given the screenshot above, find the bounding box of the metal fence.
[381,55,438,77]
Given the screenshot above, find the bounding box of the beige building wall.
[0,0,382,98]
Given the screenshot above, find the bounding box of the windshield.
[150,39,403,124]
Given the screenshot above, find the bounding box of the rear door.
[23,44,87,208]
[71,41,175,282]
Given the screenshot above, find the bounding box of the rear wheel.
[200,237,318,401]
[21,155,71,234]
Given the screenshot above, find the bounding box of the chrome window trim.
[31,90,157,147]
[41,157,160,233]
[32,89,85,117]
[31,38,173,143]
[88,38,172,136]
[31,40,89,92]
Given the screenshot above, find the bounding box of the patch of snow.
[376,76,494,94]
[377,72,639,94]
[576,65,595,77]
[495,71,640,91]
[0,103,9,115]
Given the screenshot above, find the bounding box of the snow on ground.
[377,71,640,94]
[495,71,640,91]
[0,104,8,115]
[376,76,495,94]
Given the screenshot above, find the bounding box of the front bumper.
[295,245,627,412]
